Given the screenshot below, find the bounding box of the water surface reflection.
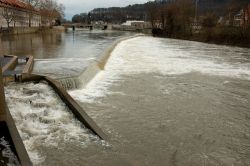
[0,30,135,78]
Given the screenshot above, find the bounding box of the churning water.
[4,82,106,165]
[69,36,250,166]
[3,34,250,165]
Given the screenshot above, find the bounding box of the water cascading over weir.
[55,34,144,91]
[0,55,107,165]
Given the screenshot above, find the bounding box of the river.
[0,30,134,78]
[2,31,250,166]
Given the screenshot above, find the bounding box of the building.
[233,4,250,28]
[234,10,243,27]
[0,0,63,33]
[243,4,250,28]
[0,0,41,28]
[122,20,151,29]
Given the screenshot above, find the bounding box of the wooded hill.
[72,0,249,23]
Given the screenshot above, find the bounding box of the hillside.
[72,0,249,23]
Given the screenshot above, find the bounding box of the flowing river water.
[1,31,250,166]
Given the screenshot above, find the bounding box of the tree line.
[72,2,152,24]
[149,0,250,47]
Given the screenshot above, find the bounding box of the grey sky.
[57,0,152,20]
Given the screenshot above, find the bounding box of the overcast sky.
[57,0,152,20]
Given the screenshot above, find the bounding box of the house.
[234,10,243,27]
[233,4,250,28]
[131,21,151,29]
[242,4,250,28]
[119,20,151,30]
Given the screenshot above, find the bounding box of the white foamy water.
[67,36,250,166]
[4,82,99,165]
[69,36,250,102]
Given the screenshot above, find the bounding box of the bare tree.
[21,0,41,8]
[20,0,64,27]
[2,8,14,28]
[20,0,41,27]
[40,0,65,26]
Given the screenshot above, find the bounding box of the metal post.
[195,0,198,22]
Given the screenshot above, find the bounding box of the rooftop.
[0,0,33,10]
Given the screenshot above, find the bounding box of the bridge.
[63,23,110,30]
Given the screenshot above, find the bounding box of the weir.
[56,34,144,91]
[0,54,107,165]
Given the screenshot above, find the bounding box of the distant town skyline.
[58,0,153,20]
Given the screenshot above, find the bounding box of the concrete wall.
[5,108,32,166]
[0,68,32,165]
[0,67,6,121]
[2,56,18,73]
[52,26,66,32]
[10,27,40,35]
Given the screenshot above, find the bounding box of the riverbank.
[154,35,250,49]
[152,27,250,48]
[175,35,250,49]
[0,26,65,36]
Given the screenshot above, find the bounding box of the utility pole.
[195,0,199,22]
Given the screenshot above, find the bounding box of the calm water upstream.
[2,32,250,166]
[0,30,134,78]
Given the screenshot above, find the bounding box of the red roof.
[0,0,32,10]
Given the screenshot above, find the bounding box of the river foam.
[5,82,99,165]
[69,36,250,103]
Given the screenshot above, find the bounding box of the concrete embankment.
[0,68,32,166]
[1,55,18,73]
[0,68,6,121]
[0,27,40,35]
[0,26,65,35]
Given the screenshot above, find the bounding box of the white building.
[0,0,41,28]
[122,20,151,29]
